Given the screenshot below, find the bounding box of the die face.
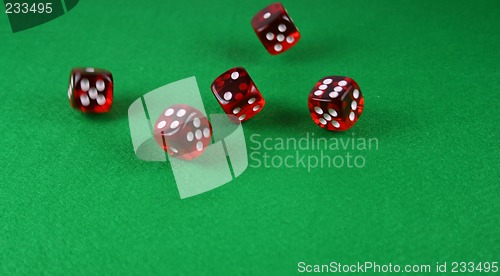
[211,67,265,122]
[251,2,300,55]
[308,76,364,131]
[69,68,113,113]
[153,104,212,161]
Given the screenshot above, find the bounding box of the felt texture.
[0,0,499,274]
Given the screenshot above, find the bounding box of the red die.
[251,2,300,55]
[308,76,364,131]
[68,68,113,113]
[211,67,265,122]
[154,104,212,161]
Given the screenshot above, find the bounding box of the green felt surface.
[1,0,499,274]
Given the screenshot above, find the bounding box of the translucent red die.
[251,2,300,55]
[68,68,113,113]
[308,76,364,131]
[153,104,212,161]
[211,67,265,122]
